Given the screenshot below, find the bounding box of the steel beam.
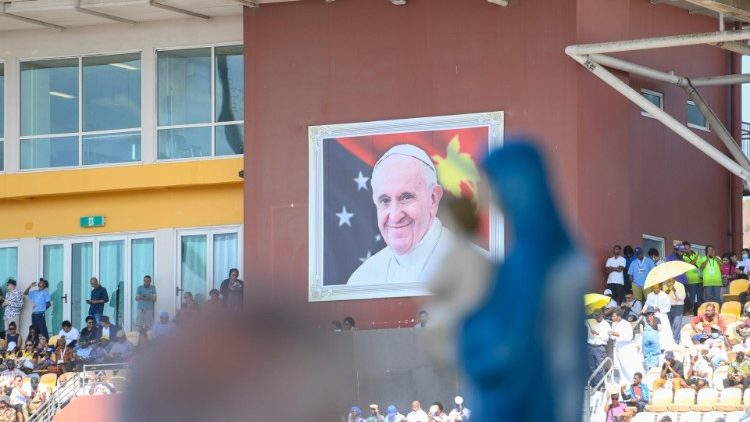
[148,0,210,19]
[0,2,65,31]
[566,28,750,55]
[75,0,138,25]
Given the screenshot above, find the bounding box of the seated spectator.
[204,289,223,315]
[603,391,630,422]
[448,396,470,421]
[407,401,428,422]
[621,372,649,413]
[343,317,357,331]
[706,330,730,369]
[58,320,80,347]
[386,405,405,422]
[152,312,176,339]
[9,375,28,416]
[684,350,710,391]
[26,327,38,349]
[78,317,100,348]
[621,292,642,322]
[331,321,343,332]
[90,382,116,395]
[653,351,688,390]
[348,406,366,422]
[427,402,449,421]
[105,331,134,362]
[175,292,199,325]
[602,289,618,320]
[0,395,16,422]
[19,341,34,361]
[367,404,385,422]
[35,336,49,356]
[725,351,750,390]
[98,316,120,346]
[48,337,74,375]
[691,304,726,343]
[25,377,47,417]
[0,360,24,388]
[4,324,20,354]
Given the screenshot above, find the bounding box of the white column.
[17,237,38,333]
[154,228,175,319]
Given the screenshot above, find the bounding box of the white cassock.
[644,291,677,350]
[347,219,454,285]
[610,319,643,383]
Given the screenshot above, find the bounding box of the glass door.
[42,243,70,335]
[99,240,125,328]
[70,242,93,329]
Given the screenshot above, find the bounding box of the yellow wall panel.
[0,184,243,239]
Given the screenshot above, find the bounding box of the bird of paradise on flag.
[332,126,490,250]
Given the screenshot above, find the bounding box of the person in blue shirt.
[24,278,50,339]
[628,247,655,302]
[621,372,649,412]
[87,277,109,326]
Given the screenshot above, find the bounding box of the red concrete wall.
[243,0,741,326]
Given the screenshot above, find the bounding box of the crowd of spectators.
[346,397,470,422]
[594,241,750,422]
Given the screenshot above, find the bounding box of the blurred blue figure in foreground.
[460,142,590,421]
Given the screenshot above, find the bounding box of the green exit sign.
[80,216,105,228]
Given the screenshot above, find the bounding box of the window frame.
[686,100,710,132]
[175,224,243,308]
[17,50,143,172]
[642,234,665,258]
[0,240,20,283]
[154,43,244,162]
[640,88,663,119]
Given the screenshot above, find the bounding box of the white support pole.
[691,73,750,86]
[589,54,682,85]
[565,29,750,55]
[568,53,750,184]
[712,41,750,56]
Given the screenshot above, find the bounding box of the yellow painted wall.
[0,158,243,239]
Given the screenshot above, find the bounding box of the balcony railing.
[742,121,750,159]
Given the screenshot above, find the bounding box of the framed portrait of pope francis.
[308,112,504,302]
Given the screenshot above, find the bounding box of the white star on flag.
[353,171,369,191]
[359,250,372,262]
[336,206,354,227]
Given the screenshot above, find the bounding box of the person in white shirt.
[58,320,80,347]
[605,245,627,304]
[447,396,470,421]
[602,289,618,320]
[664,279,686,344]
[684,350,710,391]
[414,310,428,328]
[427,402,449,422]
[9,375,28,410]
[587,310,610,387]
[643,283,677,350]
[608,309,643,384]
[406,400,429,422]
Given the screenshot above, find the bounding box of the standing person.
[587,310,611,387]
[386,405,405,422]
[87,277,109,325]
[603,391,631,422]
[219,268,244,311]
[649,248,665,266]
[621,292,642,322]
[623,245,635,294]
[605,245,627,305]
[367,404,385,422]
[664,279,686,344]
[414,310,429,328]
[683,241,702,315]
[699,245,723,304]
[348,407,366,422]
[666,244,688,285]
[24,279,50,339]
[640,307,662,371]
[643,282,677,349]
[427,403,449,422]
[448,396,470,421]
[609,309,643,384]
[134,275,157,330]
[406,401,428,422]
[1,280,22,335]
[737,248,750,278]
[627,247,654,302]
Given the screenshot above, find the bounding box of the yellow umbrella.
[643,260,696,290]
[584,293,611,314]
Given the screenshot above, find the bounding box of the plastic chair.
[646,389,673,413]
[723,301,743,318]
[691,387,719,411]
[667,387,696,412]
[645,367,663,389]
[40,373,57,391]
[676,411,702,422]
[723,313,739,324]
[716,387,744,411]
[48,335,58,347]
[725,279,750,302]
[631,412,656,422]
[726,410,746,422]
[654,412,678,422]
[714,366,730,389]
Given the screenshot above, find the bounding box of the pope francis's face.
[372,155,442,256]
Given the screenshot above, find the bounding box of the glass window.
[131,238,154,329]
[157,45,244,160]
[687,101,709,131]
[100,240,125,328]
[181,235,207,303]
[43,244,65,335]
[0,63,4,172]
[213,233,238,290]
[20,54,142,170]
[0,246,17,284]
[640,89,663,119]
[71,242,93,329]
[21,58,79,136]
[83,53,141,132]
